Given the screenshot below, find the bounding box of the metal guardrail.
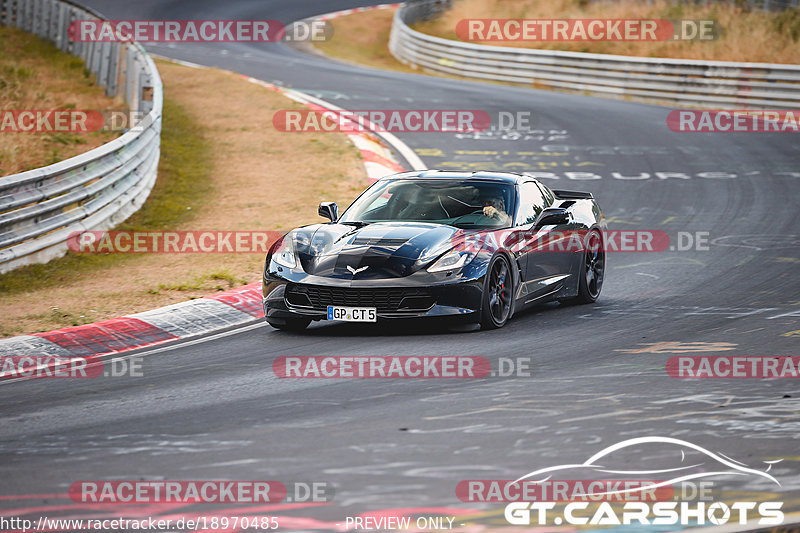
[711,0,799,9]
[389,0,800,109]
[0,0,162,273]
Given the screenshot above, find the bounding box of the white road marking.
[0,322,266,386]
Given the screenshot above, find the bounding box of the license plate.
[327,306,376,322]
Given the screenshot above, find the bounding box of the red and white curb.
[0,36,426,366]
[0,282,263,367]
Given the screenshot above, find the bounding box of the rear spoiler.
[552,189,594,200]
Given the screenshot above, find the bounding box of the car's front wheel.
[480,254,514,329]
[266,317,311,331]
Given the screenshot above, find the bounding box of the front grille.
[286,284,435,312]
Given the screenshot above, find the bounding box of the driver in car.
[483,195,511,225]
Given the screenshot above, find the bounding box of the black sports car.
[262,170,606,331]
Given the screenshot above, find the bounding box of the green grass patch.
[313,8,420,76]
[0,26,118,175]
[0,26,94,101]
[153,269,248,294]
[0,96,213,295]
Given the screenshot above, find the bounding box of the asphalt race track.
[1,0,799,530]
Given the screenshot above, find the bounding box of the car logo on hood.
[347,265,369,275]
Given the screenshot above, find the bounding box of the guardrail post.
[67,6,80,55]
[88,38,98,73]
[106,41,120,97]
[44,0,53,40]
[123,46,132,104]
[97,40,110,88]
[81,31,92,64]
[20,0,30,31]
[39,0,47,37]
[127,51,140,113]
[33,0,42,37]
[139,62,155,115]
[91,38,102,74]
[48,0,57,42]
[29,0,36,34]
[0,0,8,26]
[55,1,66,51]
[33,0,41,36]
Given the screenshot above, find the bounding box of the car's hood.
[294,222,461,279]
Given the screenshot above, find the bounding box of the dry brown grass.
[314,7,419,74]
[0,59,367,337]
[414,0,800,63]
[0,26,119,176]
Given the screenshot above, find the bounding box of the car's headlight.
[272,236,297,269]
[427,249,476,272]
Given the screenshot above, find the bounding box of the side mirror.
[534,207,570,228]
[318,201,339,222]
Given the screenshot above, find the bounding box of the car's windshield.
[339,179,514,229]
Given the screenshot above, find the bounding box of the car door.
[514,181,574,303]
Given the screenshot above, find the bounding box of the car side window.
[516,182,546,225]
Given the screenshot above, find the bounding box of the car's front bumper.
[262,267,487,323]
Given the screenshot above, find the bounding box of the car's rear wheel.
[569,229,605,304]
[266,317,311,331]
[480,254,514,329]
